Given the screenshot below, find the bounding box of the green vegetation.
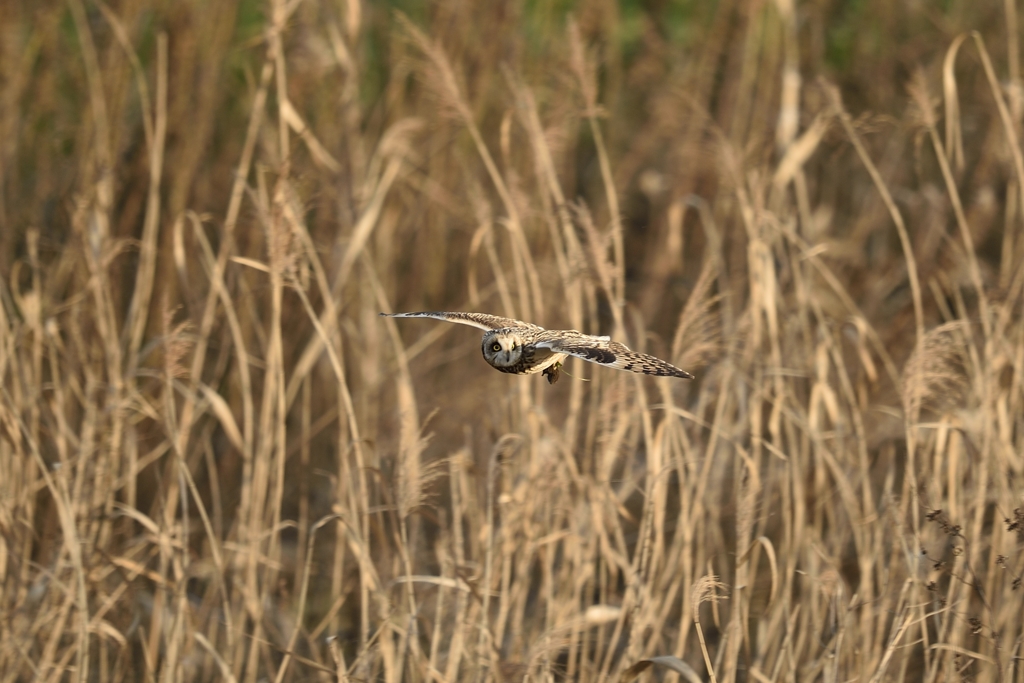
[1,1,1023,681]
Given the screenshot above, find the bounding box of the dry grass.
[2,1,1024,681]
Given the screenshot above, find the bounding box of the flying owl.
[380,311,694,384]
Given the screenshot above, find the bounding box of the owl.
[381,311,694,384]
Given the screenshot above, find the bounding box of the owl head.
[482,330,525,367]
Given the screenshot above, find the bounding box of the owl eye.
[491,343,502,352]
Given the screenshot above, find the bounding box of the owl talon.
[543,363,562,384]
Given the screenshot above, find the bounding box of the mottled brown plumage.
[381,311,694,383]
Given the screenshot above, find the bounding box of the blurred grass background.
[2,0,1024,681]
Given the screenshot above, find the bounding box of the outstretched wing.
[536,335,694,379]
[380,311,542,332]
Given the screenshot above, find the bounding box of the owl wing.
[380,311,543,332]
[536,334,694,379]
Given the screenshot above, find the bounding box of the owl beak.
[504,350,512,363]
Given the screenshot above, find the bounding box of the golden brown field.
[2,1,1024,681]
